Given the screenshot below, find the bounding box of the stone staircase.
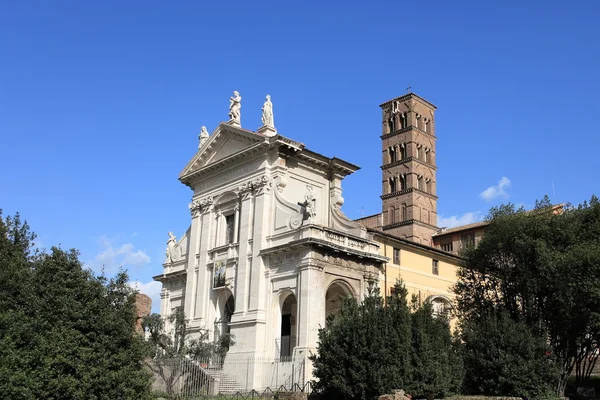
[203,366,246,394]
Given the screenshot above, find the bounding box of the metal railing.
[148,355,306,397]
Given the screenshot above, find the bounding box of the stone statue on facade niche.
[228,91,242,124]
[165,232,178,263]
[304,186,317,219]
[261,94,274,128]
[198,126,209,148]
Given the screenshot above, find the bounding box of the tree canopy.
[455,195,600,396]
[0,211,152,400]
[310,281,462,400]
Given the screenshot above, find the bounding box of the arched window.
[399,174,406,191]
[279,294,297,358]
[417,175,424,191]
[399,144,406,160]
[326,281,355,320]
[389,177,397,193]
[389,206,396,224]
[389,147,397,163]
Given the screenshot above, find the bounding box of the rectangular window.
[432,260,439,275]
[393,248,400,264]
[225,214,235,244]
[441,242,453,252]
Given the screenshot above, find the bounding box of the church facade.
[154,91,469,390]
[153,93,387,390]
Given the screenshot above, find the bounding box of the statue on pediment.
[198,126,209,148]
[228,91,242,124]
[261,94,274,128]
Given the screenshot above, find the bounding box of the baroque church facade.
[154,91,465,390]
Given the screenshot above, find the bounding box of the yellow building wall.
[376,241,460,328]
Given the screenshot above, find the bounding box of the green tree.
[408,298,464,398]
[455,195,600,396]
[310,281,462,400]
[143,309,235,396]
[0,211,152,400]
[461,313,558,398]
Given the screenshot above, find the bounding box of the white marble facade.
[154,121,386,387]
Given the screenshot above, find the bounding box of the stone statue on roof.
[261,94,274,128]
[198,126,209,148]
[228,91,242,125]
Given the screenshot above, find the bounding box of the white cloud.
[480,177,511,201]
[86,235,151,274]
[128,280,162,314]
[438,211,483,229]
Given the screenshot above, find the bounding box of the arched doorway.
[325,280,354,320]
[215,291,235,343]
[279,294,297,358]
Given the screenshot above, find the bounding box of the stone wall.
[134,293,152,334]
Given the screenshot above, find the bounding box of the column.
[233,202,240,243]
[214,209,221,248]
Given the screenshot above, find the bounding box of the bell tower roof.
[379,92,437,110]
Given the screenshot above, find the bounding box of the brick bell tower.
[380,93,438,245]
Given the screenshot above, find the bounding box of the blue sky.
[1,1,598,311]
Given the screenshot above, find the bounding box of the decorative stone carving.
[304,185,316,219]
[228,91,242,125]
[237,176,272,196]
[261,94,275,128]
[189,195,214,216]
[198,126,209,148]
[165,232,180,264]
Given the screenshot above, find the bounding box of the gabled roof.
[178,122,361,187]
[179,123,269,184]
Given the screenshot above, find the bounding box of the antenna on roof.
[552,180,556,202]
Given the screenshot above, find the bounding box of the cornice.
[380,188,439,201]
[380,126,437,141]
[152,269,187,283]
[259,237,388,264]
[379,92,437,110]
[381,157,437,171]
[180,142,267,185]
[383,219,438,231]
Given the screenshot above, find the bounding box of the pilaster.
[190,196,214,326]
[183,202,202,321]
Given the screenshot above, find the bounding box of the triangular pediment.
[179,123,266,182]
